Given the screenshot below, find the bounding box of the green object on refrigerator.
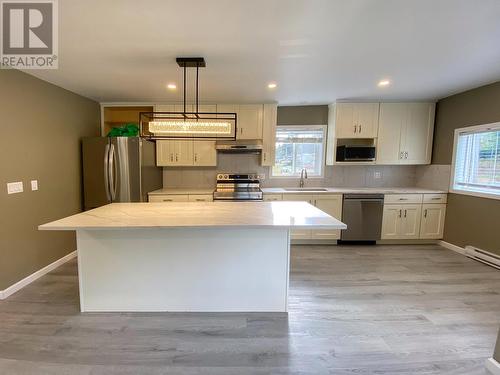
[107,123,139,137]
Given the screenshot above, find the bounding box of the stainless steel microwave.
[336,145,376,162]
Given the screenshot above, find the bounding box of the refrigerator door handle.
[109,143,118,201]
[104,143,111,202]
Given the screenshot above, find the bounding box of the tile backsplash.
[415,164,451,191]
[162,153,419,189]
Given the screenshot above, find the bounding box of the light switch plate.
[7,181,23,194]
[374,171,382,179]
[31,180,38,191]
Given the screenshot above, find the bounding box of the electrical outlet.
[31,180,38,191]
[374,171,382,180]
[7,181,23,194]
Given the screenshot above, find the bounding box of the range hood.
[215,141,263,153]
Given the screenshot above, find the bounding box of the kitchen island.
[39,202,346,312]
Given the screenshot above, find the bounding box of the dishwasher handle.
[343,194,384,200]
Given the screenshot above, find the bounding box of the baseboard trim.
[0,250,76,300]
[438,240,466,255]
[486,358,500,375]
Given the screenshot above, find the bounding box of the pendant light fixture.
[140,57,237,139]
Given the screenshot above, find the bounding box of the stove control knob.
[224,174,229,179]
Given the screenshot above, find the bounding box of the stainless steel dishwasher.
[340,194,384,243]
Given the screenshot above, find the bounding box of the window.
[272,126,326,177]
[451,122,500,199]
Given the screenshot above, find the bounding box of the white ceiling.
[26,0,500,105]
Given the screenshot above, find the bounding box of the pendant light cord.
[196,64,199,115]
[183,63,186,115]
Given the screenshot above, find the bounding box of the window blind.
[275,128,324,144]
[453,127,500,196]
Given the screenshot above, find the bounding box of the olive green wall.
[432,81,500,255]
[495,330,500,361]
[277,105,328,125]
[0,69,100,291]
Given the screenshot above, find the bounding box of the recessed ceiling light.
[167,83,177,90]
[378,79,391,87]
[268,82,277,89]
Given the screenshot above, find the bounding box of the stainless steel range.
[213,173,263,201]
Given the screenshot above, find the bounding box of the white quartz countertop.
[261,187,447,194]
[149,187,447,196]
[148,188,215,195]
[39,202,347,231]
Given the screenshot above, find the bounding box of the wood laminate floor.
[0,244,499,374]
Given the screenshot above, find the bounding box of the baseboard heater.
[464,246,500,270]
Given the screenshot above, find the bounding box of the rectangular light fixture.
[149,120,233,135]
[140,111,237,139]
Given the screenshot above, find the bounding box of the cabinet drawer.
[423,193,447,204]
[263,194,283,201]
[188,194,213,202]
[384,194,423,204]
[149,194,189,202]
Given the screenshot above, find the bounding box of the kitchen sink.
[284,188,328,192]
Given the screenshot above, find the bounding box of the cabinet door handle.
[170,154,173,162]
[431,197,440,200]
[400,151,403,159]
[399,209,402,218]
[359,125,362,133]
[399,198,408,201]
[405,151,408,159]
[175,154,178,162]
[424,209,427,218]
[404,209,407,218]
[263,152,267,162]
[194,153,198,163]
[195,199,205,201]
[353,125,357,133]
[163,199,173,202]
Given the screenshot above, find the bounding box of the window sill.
[449,187,500,201]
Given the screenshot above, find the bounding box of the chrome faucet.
[299,168,308,188]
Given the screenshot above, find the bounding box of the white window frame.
[271,125,327,179]
[449,121,500,201]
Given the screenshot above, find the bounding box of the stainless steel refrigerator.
[82,137,162,210]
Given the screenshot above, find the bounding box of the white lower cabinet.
[276,194,342,240]
[282,194,314,240]
[149,194,213,202]
[149,194,189,202]
[382,204,422,240]
[311,195,342,240]
[381,205,402,239]
[263,194,283,201]
[382,194,446,240]
[419,204,446,239]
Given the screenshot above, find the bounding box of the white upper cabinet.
[377,103,405,164]
[335,103,379,138]
[237,104,263,140]
[261,104,277,166]
[218,104,263,140]
[157,140,216,167]
[377,103,435,165]
[193,140,217,166]
[156,140,194,166]
[401,103,435,164]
